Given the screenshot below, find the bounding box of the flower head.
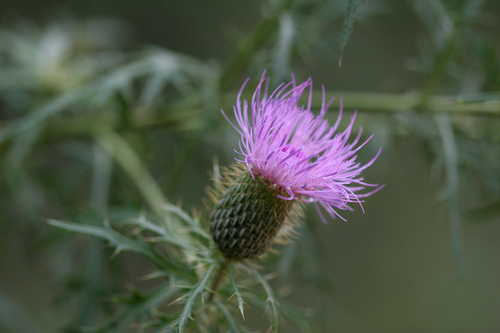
[227,75,382,221]
[210,75,382,260]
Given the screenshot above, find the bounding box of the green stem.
[208,260,231,302]
[1,91,499,154]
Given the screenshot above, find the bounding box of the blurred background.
[1,0,500,332]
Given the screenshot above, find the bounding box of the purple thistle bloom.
[224,75,383,222]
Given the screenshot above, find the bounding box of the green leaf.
[215,299,242,333]
[49,219,151,254]
[162,203,209,238]
[246,295,312,333]
[435,114,464,276]
[230,268,246,320]
[177,264,216,333]
[245,266,279,333]
[47,219,188,277]
[121,215,197,251]
[97,132,168,218]
[100,283,179,333]
[338,0,365,66]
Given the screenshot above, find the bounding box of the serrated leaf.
[121,215,196,251]
[101,283,179,333]
[49,219,150,254]
[245,266,279,333]
[177,264,216,333]
[230,268,246,320]
[215,299,242,333]
[47,219,189,277]
[162,203,209,238]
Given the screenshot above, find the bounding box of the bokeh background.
[1,0,500,332]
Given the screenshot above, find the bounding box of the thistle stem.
[208,260,230,302]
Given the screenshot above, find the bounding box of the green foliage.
[46,130,309,331]
[2,0,500,332]
[177,265,215,333]
[337,0,364,66]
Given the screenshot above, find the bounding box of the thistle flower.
[210,75,382,260]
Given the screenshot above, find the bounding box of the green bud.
[210,171,294,260]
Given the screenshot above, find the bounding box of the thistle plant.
[2,0,500,332]
[47,75,382,332]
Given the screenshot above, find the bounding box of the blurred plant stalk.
[334,91,500,116]
[2,90,498,149]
